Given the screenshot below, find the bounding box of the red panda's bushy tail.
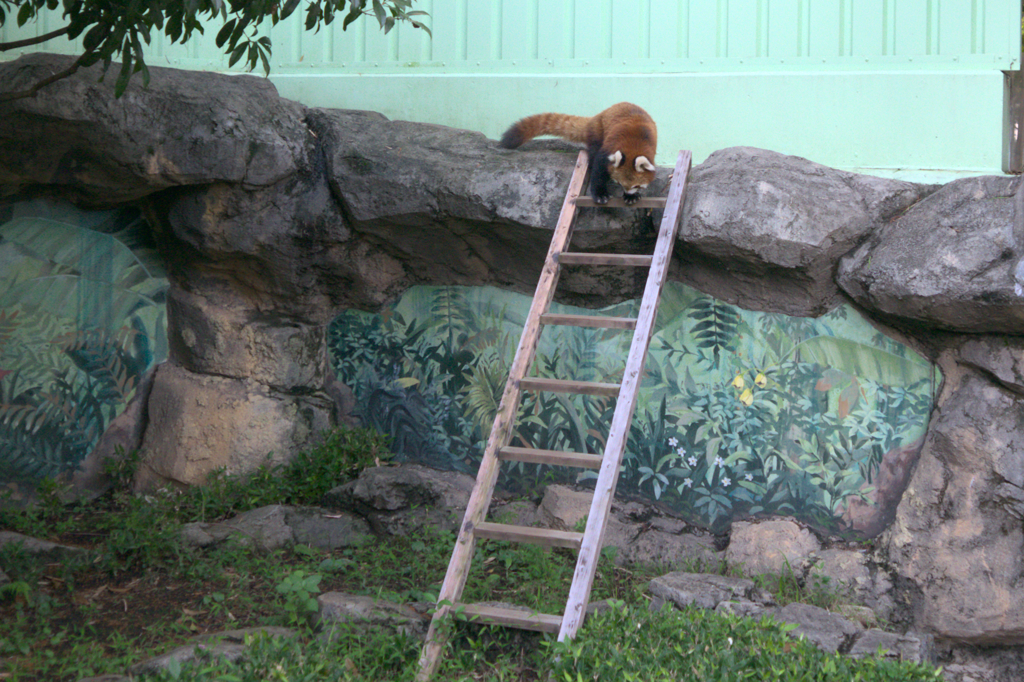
[499,113,590,148]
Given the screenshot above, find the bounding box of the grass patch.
[0,427,941,681]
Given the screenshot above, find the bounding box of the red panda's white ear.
[608,151,624,167]
[635,155,655,172]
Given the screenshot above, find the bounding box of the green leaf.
[82,23,108,52]
[228,42,247,68]
[788,336,935,388]
[342,3,363,30]
[16,2,33,27]
[259,44,271,75]
[215,18,236,48]
[114,52,133,98]
[280,0,302,19]
[229,15,249,47]
[304,3,322,31]
[138,59,151,89]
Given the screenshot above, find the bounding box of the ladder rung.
[519,377,620,397]
[417,151,693,682]
[557,252,654,267]
[575,196,667,209]
[540,313,637,330]
[475,522,583,549]
[452,603,562,633]
[498,446,604,469]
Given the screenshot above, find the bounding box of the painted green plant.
[327,283,938,537]
[0,202,167,482]
[0,198,937,538]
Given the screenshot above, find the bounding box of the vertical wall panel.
[848,0,885,57]
[894,1,929,55]
[807,2,842,57]
[396,14,423,61]
[839,0,854,56]
[639,0,653,59]
[2,0,1018,69]
[984,0,1018,56]
[536,1,571,60]
[610,0,644,60]
[574,0,612,60]
[757,0,770,57]
[677,0,691,58]
[883,0,898,55]
[727,0,761,59]
[501,0,538,61]
[427,0,461,64]
[686,0,720,59]
[939,0,973,56]
[1,0,1018,175]
[766,0,803,58]
[464,1,495,61]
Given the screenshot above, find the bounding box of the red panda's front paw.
[593,192,610,205]
[623,192,641,206]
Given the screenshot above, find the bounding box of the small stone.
[538,485,592,531]
[128,627,295,676]
[770,602,862,654]
[726,520,820,577]
[847,629,935,665]
[318,592,428,640]
[648,572,774,611]
[715,600,766,619]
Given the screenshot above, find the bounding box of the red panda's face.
[607,151,656,197]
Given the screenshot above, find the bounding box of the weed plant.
[0,426,941,681]
[545,602,941,682]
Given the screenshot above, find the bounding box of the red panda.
[499,102,657,205]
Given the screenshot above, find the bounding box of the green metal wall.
[3,0,1020,176]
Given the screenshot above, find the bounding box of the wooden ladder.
[415,148,693,681]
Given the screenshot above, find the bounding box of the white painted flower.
[745,473,754,481]
[668,437,679,447]
[714,456,725,468]
[721,476,732,487]
[682,478,693,488]
[676,446,686,456]
[687,456,698,467]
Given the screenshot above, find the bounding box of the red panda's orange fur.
[499,102,658,205]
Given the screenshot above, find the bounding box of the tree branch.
[0,26,70,51]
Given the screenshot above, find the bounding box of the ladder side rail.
[416,150,590,682]
[558,150,693,642]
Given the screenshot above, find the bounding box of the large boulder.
[166,284,328,390]
[0,53,308,204]
[311,107,670,309]
[884,357,1024,644]
[134,363,334,489]
[838,175,1022,333]
[680,147,932,317]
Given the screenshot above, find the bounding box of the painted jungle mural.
[328,284,939,537]
[0,201,168,483]
[0,200,938,538]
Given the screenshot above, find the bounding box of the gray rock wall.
[3,53,1024,650]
